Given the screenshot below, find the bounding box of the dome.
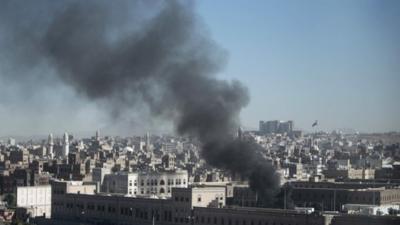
[123,146,134,152]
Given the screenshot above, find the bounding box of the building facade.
[102,170,188,197]
[16,185,51,218]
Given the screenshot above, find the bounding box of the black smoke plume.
[0,0,279,205]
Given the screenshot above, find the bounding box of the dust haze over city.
[0,1,399,225]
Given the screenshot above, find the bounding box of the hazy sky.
[197,0,400,132]
[0,0,399,137]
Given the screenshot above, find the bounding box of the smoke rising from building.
[0,0,279,204]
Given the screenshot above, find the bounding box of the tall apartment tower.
[47,133,54,159]
[63,132,69,157]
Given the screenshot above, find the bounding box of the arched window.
[160,188,165,194]
[160,180,165,185]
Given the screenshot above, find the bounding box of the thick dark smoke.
[0,0,279,205]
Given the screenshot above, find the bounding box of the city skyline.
[0,1,399,224]
[0,0,399,136]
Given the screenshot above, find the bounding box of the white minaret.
[237,127,243,140]
[48,133,54,159]
[146,132,151,151]
[63,132,69,157]
[95,130,100,141]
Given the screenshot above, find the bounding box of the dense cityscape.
[1,1,399,225]
[0,121,399,225]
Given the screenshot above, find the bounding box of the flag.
[312,120,318,127]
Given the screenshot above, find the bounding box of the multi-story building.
[9,149,29,165]
[259,120,294,134]
[161,154,176,170]
[230,186,258,207]
[102,170,188,197]
[323,168,375,180]
[102,172,138,195]
[194,207,326,225]
[50,186,226,225]
[13,168,34,187]
[92,167,111,185]
[0,174,13,194]
[290,181,400,211]
[16,185,51,218]
[51,180,97,196]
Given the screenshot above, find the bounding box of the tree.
[3,193,16,208]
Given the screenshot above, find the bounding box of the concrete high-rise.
[259,120,294,134]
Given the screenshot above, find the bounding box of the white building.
[138,170,188,196]
[16,185,52,218]
[102,170,188,197]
